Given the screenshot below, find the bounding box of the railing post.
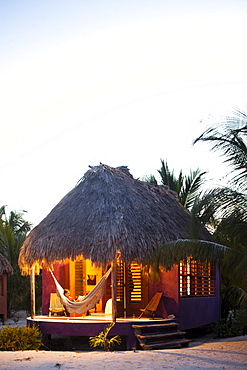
[111,257,117,322]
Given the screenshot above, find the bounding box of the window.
[180,258,216,297]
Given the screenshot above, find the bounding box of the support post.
[30,266,36,319]
[111,258,117,322]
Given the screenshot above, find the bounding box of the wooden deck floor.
[30,312,166,322]
[27,314,175,350]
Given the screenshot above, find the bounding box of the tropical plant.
[89,322,121,351]
[146,159,206,211]
[0,207,38,313]
[192,110,247,315]
[146,110,247,319]
[145,239,227,272]
[194,111,247,192]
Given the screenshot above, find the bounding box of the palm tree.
[146,110,247,317]
[146,159,206,211]
[0,206,31,264]
[193,111,247,315]
[0,206,33,313]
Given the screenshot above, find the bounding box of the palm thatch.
[19,164,212,269]
[0,253,13,276]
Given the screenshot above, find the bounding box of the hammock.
[49,267,112,314]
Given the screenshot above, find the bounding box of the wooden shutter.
[128,262,142,302]
[74,259,84,298]
[116,259,124,302]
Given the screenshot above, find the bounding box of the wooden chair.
[138,292,163,319]
[48,293,67,316]
[104,298,112,315]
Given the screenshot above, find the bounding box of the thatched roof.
[19,164,212,268]
[0,254,13,276]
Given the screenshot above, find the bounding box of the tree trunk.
[30,266,36,319]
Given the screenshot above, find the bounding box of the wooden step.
[132,322,179,335]
[140,338,192,350]
[132,322,191,350]
[136,331,187,343]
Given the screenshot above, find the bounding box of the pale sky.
[1,0,247,226]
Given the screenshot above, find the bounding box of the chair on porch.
[48,293,67,316]
[138,292,163,319]
[104,298,112,315]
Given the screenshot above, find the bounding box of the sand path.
[1,335,246,370]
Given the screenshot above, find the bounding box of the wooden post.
[111,258,117,322]
[2,274,7,322]
[30,266,36,319]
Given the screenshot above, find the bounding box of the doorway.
[115,260,148,318]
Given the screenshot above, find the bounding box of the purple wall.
[178,267,221,330]
[149,265,221,330]
[42,262,67,315]
[149,267,179,319]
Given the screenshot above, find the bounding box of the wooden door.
[116,261,148,318]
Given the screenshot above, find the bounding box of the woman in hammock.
[64,289,90,316]
[63,289,77,315]
[64,289,75,302]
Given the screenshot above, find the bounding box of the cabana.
[19,164,220,349]
[0,253,13,323]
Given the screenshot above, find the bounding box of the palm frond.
[222,285,247,309]
[143,174,158,184]
[158,159,183,194]
[194,117,247,192]
[8,210,32,234]
[181,169,207,210]
[197,187,247,222]
[215,212,247,248]
[157,160,206,210]
[190,192,218,229]
[220,242,247,290]
[145,239,229,272]
[0,206,7,219]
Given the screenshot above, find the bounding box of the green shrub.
[89,322,121,351]
[0,325,43,351]
[210,309,247,338]
[210,319,236,338]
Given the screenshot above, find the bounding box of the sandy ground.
[0,336,246,370]
[1,312,247,370]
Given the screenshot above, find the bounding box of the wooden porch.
[27,314,179,350]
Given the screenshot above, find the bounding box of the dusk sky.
[1,0,247,225]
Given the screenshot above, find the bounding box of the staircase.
[132,322,191,350]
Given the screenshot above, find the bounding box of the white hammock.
[49,267,112,314]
